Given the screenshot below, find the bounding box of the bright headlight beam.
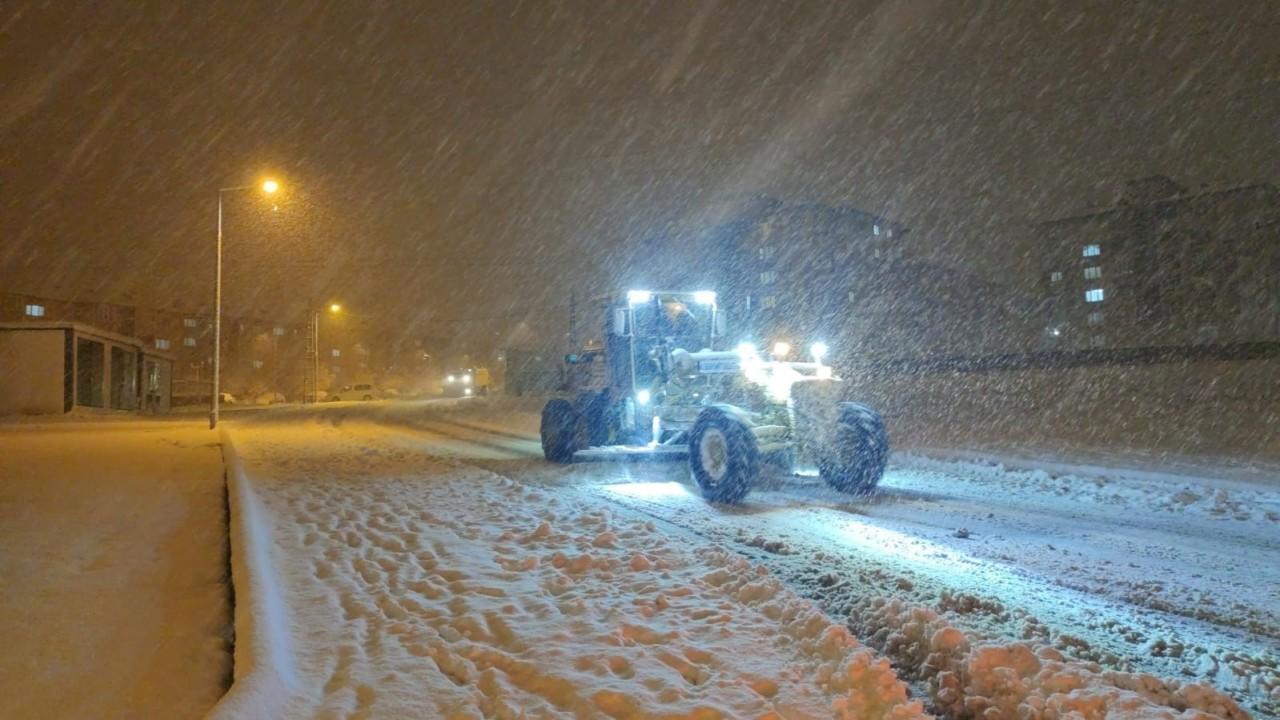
[627,290,652,305]
[810,341,829,361]
[693,290,716,305]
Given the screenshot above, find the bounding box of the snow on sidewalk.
[0,421,231,719]
[225,421,925,719]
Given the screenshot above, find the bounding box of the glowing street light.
[772,341,792,359]
[211,177,284,429]
[308,302,345,404]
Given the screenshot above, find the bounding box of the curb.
[203,428,297,720]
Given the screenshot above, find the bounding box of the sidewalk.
[0,421,231,719]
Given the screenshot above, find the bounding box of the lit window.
[1088,311,1105,326]
[331,348,341,358]
[886,229,893,238]
[759,271,777,284]
[273,326,285,336]
[183,337,197,347]
[1083,244,1101,257]
[847,290,857,303]
[761,295,778,310]
[1049,271,1063,283]
[1085,288,1105,303]
[183,318,198,328]
[24,304,45,317]
[1089,335,1106,348]
[1083,267,1102,280]
[873,224,881,236]
[251,360,264,369]
[757,246,775,260]
[154,339,171,350]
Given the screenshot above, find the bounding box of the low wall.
[844,357,1278,462]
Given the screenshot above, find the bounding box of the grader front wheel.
[689,408,759,504]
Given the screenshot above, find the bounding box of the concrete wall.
[0,328,67,415]
[844,357,1279,462]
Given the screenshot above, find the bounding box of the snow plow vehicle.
[540,289,888,502]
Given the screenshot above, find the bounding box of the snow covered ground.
[0,420,231,719]
[219,419,925,718]
[212,402,1270,718]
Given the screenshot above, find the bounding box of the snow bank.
[229,420,926,718]
[849,597,1249,720]
[203,429,298,720]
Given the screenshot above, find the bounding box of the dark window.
[76,338,105,408]
[111,346,138,410]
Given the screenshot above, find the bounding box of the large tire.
[540,399,581,463]
[819,402,888,495]
[689,408,759,504]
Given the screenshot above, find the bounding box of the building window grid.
[183,337,197,347]
[1083,266,1102,280]
[1088,311,1105,326]
[1049,271,1063,283]
[1083,244,1101,257]
[154,339,171,350]
[1084,288,1105,303]
[183,318,198,328]
[273,326,286,336]
[24,304,46,317]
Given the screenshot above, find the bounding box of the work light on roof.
[693,290,716,305]
[627,290,653,305]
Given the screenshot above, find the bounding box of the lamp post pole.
[211,191,225,429]
[312,309,320,403]
[210,180,280,429]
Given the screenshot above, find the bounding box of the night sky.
[2,1,1277,346]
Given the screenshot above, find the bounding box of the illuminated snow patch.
[603,481,693,500]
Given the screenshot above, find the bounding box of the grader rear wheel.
[818,402,888,495]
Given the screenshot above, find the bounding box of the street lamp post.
[307,303,342,404]
[211,179,279,429]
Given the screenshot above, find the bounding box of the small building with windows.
[0,322,173,415]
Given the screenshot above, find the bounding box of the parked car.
[327,383,382,402]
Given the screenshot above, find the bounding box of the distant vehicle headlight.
[810,341,829,362]
[464,387,473,396]
[462,373,472,384]
[446,374,456,383]
[771,341,792,359]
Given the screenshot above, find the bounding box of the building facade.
[0,322,173,415]
[0,293,310,403]
[701,196,1023,364]
[1032,178,1280,350]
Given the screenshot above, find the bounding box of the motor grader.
[540,290,888,503]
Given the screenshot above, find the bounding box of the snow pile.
[228,421,926,718]
[895,452,1280,525]
[849,597,1249,719]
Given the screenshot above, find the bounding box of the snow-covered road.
[331,401,1280,712]
[214,401,1275,717]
